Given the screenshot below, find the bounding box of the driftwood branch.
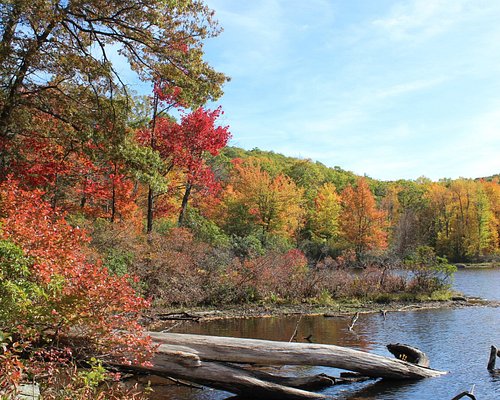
[451,385,476,400]
[451,393,476,400]
[289,316,303,342]
[348,312,359,331]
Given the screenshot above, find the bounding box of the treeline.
[207,147,500,264]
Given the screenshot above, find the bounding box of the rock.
[16,384,40,400]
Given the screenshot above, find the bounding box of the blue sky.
[197,0,500,181]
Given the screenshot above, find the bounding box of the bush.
[184,208,230,247]
[405,246,457,292]
[230,234,265,258]
[225,249,309,302]
[0,180,153,393]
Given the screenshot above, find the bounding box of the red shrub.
[0,179,153,374]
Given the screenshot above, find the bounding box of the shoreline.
[454,263,499,269]
[145,296,499,327]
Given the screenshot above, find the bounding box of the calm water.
[152,269,500,399]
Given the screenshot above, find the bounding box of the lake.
[151,268,500,399]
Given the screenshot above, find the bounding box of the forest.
[1,0,499,399]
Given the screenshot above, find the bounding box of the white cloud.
[371,77,448,100]
[372,0,470,42]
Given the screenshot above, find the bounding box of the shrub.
[405,246,457,292]
[0,180,153,393]
[184,208,230,247]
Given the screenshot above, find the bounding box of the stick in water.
[289,315,303,342]
[348,312,359,331]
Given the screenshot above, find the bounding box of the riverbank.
[454,262,499,269]
[145,295,499,329]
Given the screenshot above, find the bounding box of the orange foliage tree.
[339,178,388,257]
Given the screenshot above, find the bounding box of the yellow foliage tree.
[310,182,341,242]
[228,160,304,240]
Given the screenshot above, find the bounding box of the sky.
[195,0,500,181]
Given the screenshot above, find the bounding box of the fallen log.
[121,357,326,399]
[228,366,335,391]
[147,332,446,379]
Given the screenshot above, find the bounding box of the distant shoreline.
[454,262,499,269]
[146,296,499,328]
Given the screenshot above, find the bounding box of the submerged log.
[451,389,476,400]
[487,345,499,372]
[147,332,446,379]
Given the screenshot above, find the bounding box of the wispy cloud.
[372,0,470,42]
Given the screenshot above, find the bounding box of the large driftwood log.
[147,332,446,379]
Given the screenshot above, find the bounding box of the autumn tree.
[428,179,500,261]
[0,0,227,177]
[339,177,388,257]
[382,180,432,257]
[224,159,304,242]
[474,183,498,256]
[169,107,231,226]
[309,182,341,242]
[482,179,500,251]
[136,103,230,231]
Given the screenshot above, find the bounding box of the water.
[453,267,500,301]
[151,269,500,399]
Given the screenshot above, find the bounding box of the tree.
[137,105,230,230]
[382,180,431,257]
[226,160,304,241]
[172,107,231,226]
[0,0,227,176]
[339,177,388,257]
[309,182,341,242]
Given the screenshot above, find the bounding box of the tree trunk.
[146,185,154,234]
[110,164,117,222]
[487,345,499,371]
[146,93,159,235]
[147,332,446,380]
[178,181,192,227]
